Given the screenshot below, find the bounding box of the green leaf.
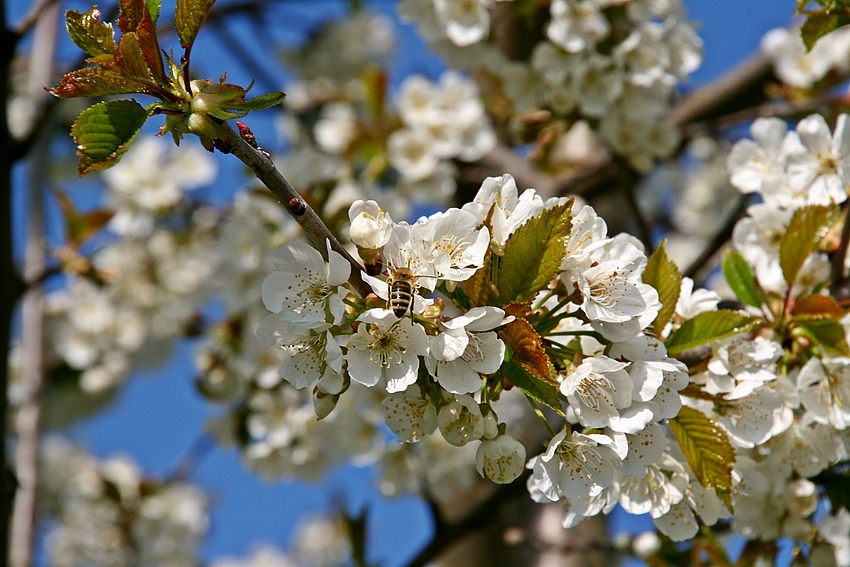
[232,91,286,112]
[801,11,850,50]
[65,7,115,58]
[500,356,564,416]
[71,99,151,175]
[721,249,763,308]
[792,294,845,320]
[497,201,573,305]
[47,68,150,98]
[643,240,681,335]
[669,406,736,512]
[147,0,162,22]
[779,204,841,285]
[665,310,759,355]
[797,319,850,355]
[175,0,216,50]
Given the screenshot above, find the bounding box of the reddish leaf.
[499,318,556,386]
[115,33,151,81]
[117,0,145,33]
[47,68,150,98]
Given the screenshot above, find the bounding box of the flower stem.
[526,397,556,438]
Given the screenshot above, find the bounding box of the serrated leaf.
[115,33,151,81]
[71,99,150,175]
[801,11,850,50]
[500,356,564,416]
[66,7,116,58]
[115,0,164,80]
[463,252,499,307]
[497,201,572,305]
[175,0,216,51]
[52,187,115,247]
[499,317,557,385]
[779,204,841,285]
[47,68,150,98]
[233,91,286,112]
[665,310,759,355]
[147,0,161,22]
[643,240,681,335]
[117,0,144,33]
[792,294,845,320]
[722,249,763,308]
[669,406,736,512]
[797,319,850,355]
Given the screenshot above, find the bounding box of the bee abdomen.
[389,280,414,317]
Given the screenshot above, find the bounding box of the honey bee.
[387,266,417,318]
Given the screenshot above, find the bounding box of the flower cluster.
[258,173,695,505]
[39,438,208,567]
[399,0,702,171]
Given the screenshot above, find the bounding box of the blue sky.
[12,1,799,565]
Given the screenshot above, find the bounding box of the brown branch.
[403,469,532,567]
[214,122,372,298]
[683,195,749,283]
[830,204,850,289]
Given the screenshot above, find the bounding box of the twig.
[214,121,372,298]
[403,469,531,567]
[830,204,850,288]
[11,0,58,36]
[683,195,749,283]
[167,433,215,482]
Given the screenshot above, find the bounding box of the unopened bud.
[312,388,339,420]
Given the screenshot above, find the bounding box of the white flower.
[706,336,782,399]
[761,27,837,88]
[348,200,394,249]
[426,307,508,394]
[712,388,784,448]
[437,394,484,446]
[262,240,351,328]
[619,421,668,479]
[388,127,440,181]
[798,356,850,429]
[577,241,657,325]
[475,434,526,484]
[614,454,687,518]
[461,174,545,246]
[560,356,643,433]
[345,308,429,392]
[433,0,491,47]
[547,0,610,53]
[727,116,801,198]
[382,391,438,443]
[314,102,357,154]
[256,317,343,389]
[413,208,490,282]
[530,428,619,500]
[675,277,720,319]
[786,113,850,205]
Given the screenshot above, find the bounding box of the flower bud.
[475,434,526,484]
[349,200,393,249]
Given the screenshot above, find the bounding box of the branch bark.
[9,5,59,566]
[214,121,372,298]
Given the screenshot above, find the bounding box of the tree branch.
[214,121,372,298]
[403,470,531,567]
